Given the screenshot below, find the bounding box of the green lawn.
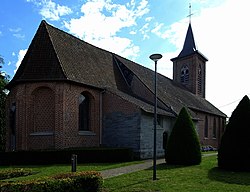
[1,155,249,192]
[0,161,142,181]
[103,156,250,192]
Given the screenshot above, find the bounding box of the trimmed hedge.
[0,147,134,165]
[165,107,201,165]
[218,95,250,171]
[0,171,103,192]
[0,168,33,180]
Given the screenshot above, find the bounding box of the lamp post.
[149,53,162,181]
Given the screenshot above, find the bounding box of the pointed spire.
[177,23,197,58]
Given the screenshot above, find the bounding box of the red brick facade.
[6,82,102,151]
[5,21,226,157]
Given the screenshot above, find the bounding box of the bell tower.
[171,23,208,98]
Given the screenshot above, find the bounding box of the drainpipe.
[99,89,106,146]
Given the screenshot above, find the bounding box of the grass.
[103,155,250,192]
[0,161,143,181]
[0,155,249,191]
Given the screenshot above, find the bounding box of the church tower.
[171,23,208,98]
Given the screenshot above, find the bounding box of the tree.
[165,107,201,165]
[0,55,8,151]
[218,95,250,171]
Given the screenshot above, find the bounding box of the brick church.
[5,20,226,159]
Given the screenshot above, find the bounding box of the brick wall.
[102,91,141,156]
[194,111,225,148]
[6,82,101,151]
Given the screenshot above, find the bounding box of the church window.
[204,116,208,138]
[213,118,217,138]
[181,65,189,85]
[198,64,202,95]
[79,92,90,131]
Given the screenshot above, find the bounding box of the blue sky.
[1,0,250,117]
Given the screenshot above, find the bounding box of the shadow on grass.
[145,162,196,171]
[208,167,250,185]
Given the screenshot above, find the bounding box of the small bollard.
[71,154,77,172]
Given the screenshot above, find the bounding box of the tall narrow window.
[198,64,202,95]
[204,116,208,138]
[79,93,90,131]
[213,118,217,138]
[181,65,189,85]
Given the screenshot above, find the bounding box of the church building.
[5,20,226,159]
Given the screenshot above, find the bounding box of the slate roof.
[171,23,208,62]
[7,20,226,118]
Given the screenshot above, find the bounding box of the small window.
[79,93,90,131]
[157,115,163,127]
[204,116,208,138]
[181,65,189,85]
[212,118,217,138]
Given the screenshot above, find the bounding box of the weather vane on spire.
[187,3,193,23]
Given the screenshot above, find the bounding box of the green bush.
[0,147,134,165]
[0,171,103,192]
[165,107,201,165]
[218,95,250,171]
[0,168,33,180]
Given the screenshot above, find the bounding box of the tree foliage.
[218,95,250,171]
[0,56,8,151]
[165,107,201,165]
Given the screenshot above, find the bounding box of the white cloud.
[27,0,72,21]
[139,23,150,40]
[9,28,22,33]
[13,34,25,39]
[155,0,250,117]
[64,0,149,59]
[15,49,27,73]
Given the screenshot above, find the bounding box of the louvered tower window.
[198,64,202,95]
[181,65,189,85]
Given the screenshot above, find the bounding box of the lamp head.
[149,54,163,62]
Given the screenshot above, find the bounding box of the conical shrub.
[165,107,201,165]
[218,95,250,171]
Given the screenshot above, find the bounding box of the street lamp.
[149,53,162,181]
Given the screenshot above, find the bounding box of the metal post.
[149,53,162,181]
[153,60,157,180]
[71,154,77,172]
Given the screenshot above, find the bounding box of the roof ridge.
[41,20,68,79]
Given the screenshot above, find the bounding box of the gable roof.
[7,20,226,118]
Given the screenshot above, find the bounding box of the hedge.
[0,171,103,192]
[0,168,33,180]
[0,147,134,165]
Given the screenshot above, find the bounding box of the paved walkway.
[100,153,217,179]
[101,158,165,179]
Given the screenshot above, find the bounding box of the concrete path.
[100,153,217,179]
[101,158,165,179]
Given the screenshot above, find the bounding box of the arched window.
[79,92,90,131]
[204,116,208,138]
[213,118,217,138]
[181,65,189,85]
